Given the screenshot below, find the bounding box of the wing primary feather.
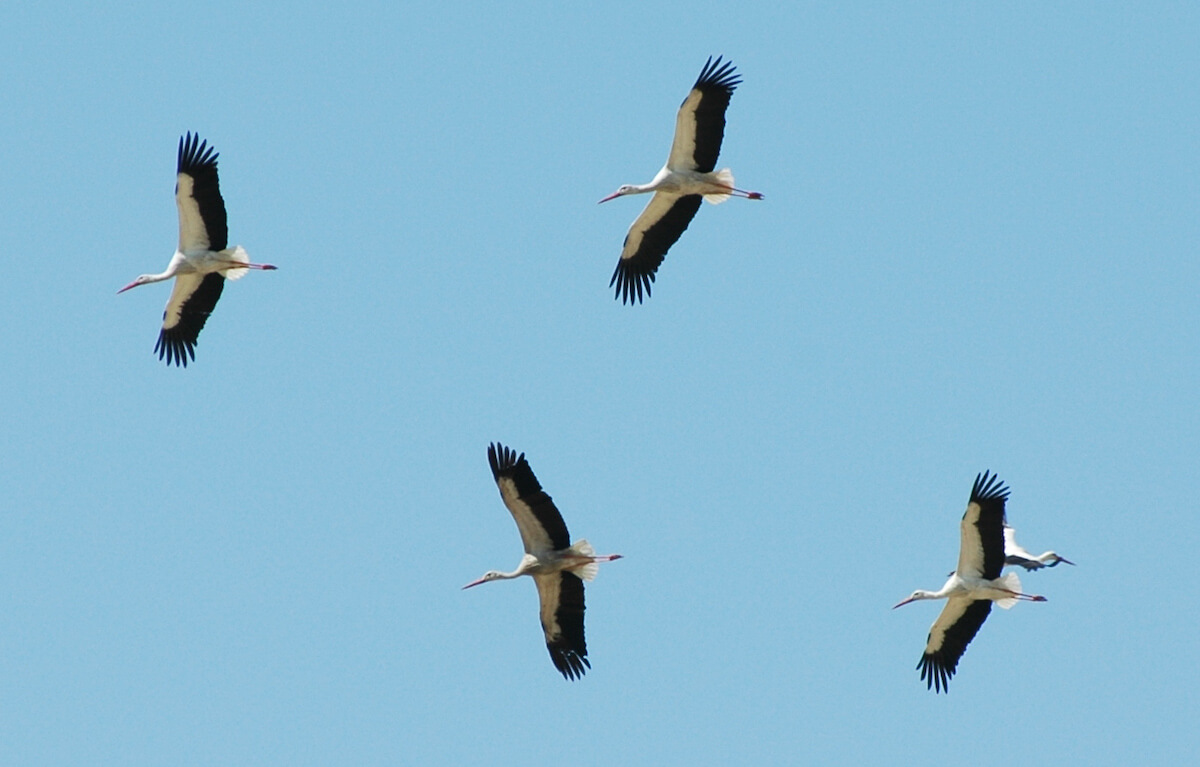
[970,471,1011,506]
[691,55,742,95]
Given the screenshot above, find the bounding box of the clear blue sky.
[2,2,1197,764]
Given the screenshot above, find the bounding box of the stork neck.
[143,253,188,283]
[933,575,966,598]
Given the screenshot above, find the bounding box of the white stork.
[1004,524,1074,571]
[600,56,763,304]
[119,133,276,367]
[894,472,1048,693]
[464,443,622,680]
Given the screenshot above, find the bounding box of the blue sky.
[2,2,1197,764]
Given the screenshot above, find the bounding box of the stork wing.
[957,471,1009,580]
[534,571,589,680]
[176,133,228,253]
[917,597,991,693]
[667,56,742,173]
[1003,526,1042,570]
[610,193,703,304]
[488,443,571,554]
[155,273,225,367]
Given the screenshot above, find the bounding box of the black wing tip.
[488,442,550,503]
[549,644,591,681]
[609,259,655,305]
[695,55,742,93]
[970,470,1010,504]
[487,442,526,477]
[154,331,196,368]
[177,131,219,175]
[917,653,953,694]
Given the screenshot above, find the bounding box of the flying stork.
[894,472,1048,693]
[463,443,623,680]
[600,56,763,304]
[119,132,276,367]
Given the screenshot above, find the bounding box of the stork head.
[598,185,637,204]
[462,571,505,590]
[892,590,936,609]
[1047,553,1075,567]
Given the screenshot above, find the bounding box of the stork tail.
[569,539,599,581]
[703,168,735,205]
[221,246,251,281]
[995,572,1022,609]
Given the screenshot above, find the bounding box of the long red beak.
[892,597,916,609]
[461,577,487,590]
[117,280,141,294]
[598,190,623,204]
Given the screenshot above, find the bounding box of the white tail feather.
[569,539,599,581]
[995,571,1022,609]
[220,246,250,281]
[703,168,734,205]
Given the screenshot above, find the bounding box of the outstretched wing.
[957,471,1009,580]
[176,132,227,253]
[534,571,589,680]
[155,272,225,367]
[667,56,742,173]
[917,597,991,694]
[610,193,702,304]
[488,443,571,554]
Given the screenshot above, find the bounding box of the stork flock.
[119,57,760,365]
[116,57,1072,691]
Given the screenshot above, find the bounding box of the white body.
[900,570,1027,612]
[616,166,740,204]
[476,538,608,586]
